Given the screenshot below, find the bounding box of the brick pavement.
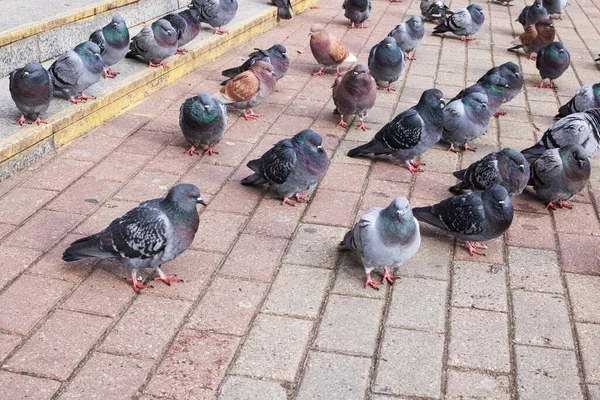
[0,0,599,398]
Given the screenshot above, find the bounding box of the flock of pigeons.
[6,0,600,292]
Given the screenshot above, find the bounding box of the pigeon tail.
[62,235,113,262]
[556,99,574,118]
[241,173,268,186]
[347,139,391,157]
[344,52,358,63]
[412,206,447,230]
[432,23,451,35]
[520,143,547,163]
[221,66,243,79]
[212,91,234,105]
[277,5,292,19]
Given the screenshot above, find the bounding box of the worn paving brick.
[453,234,506,265]
[359,180,411,214]
[566,273,600,323]
[508,247,563,293]
[113,170,179,202]
[412,172,457,203]
[577,323,600,384]
[85,151,149,183]
[45,177,120,215]
[3,210,83,251]
[284,223,347,268]
[0,333,21,361]
[332,252,388,299]
[219,234,288,282]
[219,376,288,400]
[304,189,360,227]
[590,385,600,400]
[191,211,248,253]
[24,234,91,282]
[117,129,170,156]
[0,245,42,289]
[512,291,574,349]
[208,181,264,215]
[558,233,600,275]
[507,211,556,250]
[0,187,56,225]
[452,261,507,312]
[22,158,94,191]
[397,233,452,280]
[62,134,124,163]
[244,199,308,238]
[0,371,60,400]
[319,163,369,192]
[553,202,600,235]
[180,163,234,195]
[446,369,510,399]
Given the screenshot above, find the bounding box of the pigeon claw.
[214,27,228,35]
[358,119,370,131]
[154,275,182,286]
[333,67,342,77]
[493,110,507,118]
[243,110,263,120]
[409,160,426,167]
[382,267,398,285]
[546,202,558,210]
[69,96,84,104]
[282,197,296,207]
[149,61,169,70]
[295,193,309,202]
[16,114,27,126]
[77,93,96,101]
[528,54,537,61]
[448,143,459,153]
[32,116,48,125]
[176,48,188,55]
[464,143,477,152]
[126,273,152,293]
[312,69,324,76]
[365,273,381,290]
[385,83,396,92]
[501,1,513,6]
[184,145,200,156]
[203,145,219,155]
[337,116,349,128]
[466,241,485,256]
[460,36,475,42]
[103,68,119,78]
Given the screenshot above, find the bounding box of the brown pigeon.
[332,64,377,131]
[507,18,555,60]
[309,24,357,76]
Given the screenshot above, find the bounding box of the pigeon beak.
[440,98,445,108]
[204,105,210,109]
[498,200,505,205]
[518,164,525,172]
[396,210,405,218]
[197,197,207,206]
[23,71,29,76]
[578,159,585,167]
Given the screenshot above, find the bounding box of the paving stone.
[0,371,60,400]
[590,384,600,400]
[22,158,94,191]
[232,314,312,381]
[262,264,330,318]
[145,145,197,175]
[190,211,248,253]
[283,224,347,268]
[446,369,511,400]
[146,330,240,400]
[244,198,307,238]
[61,135,124,163]
[6,310,111,380]
[449,307,510,373]
[187,277,268,336]
[453,233,506,265]
[180,163,234,195]
[117,129,170,156]
[304,189,360,227]
[566,273,600,323]
[319,163,369,192]
[515,345,583,400]
[208,181,263,215]
[100,296,191,359]
[315,295,384,356]
[296,351,371,400]
[0,333,21,362]
[0,187,57,225]
[553,202,600,236]
[219,376,287,400]
[3,210,83,251]
[60,352,154,400]
[558,233,600,275]
[24,234,91,282]
[386,277,447,333]
[219,234,288,282]
[369,161,413,183]
[506,211,556,250]
[576,323,600,384]
[359,179,411,214]
[0,245,42,289]
[412,172,457,203]
[113,170,179,202]
[374,328,444,398]
[512,291,574,349]
[45,177,120,215]
[452,261,507,312]
[397,233,452,280]
[508,247,563,293]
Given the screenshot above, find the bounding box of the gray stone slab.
[589,384,600,400]
[284,224,348,268]
[452,261,507,312]
[577,323,600,384]
[446,369,511,400]
[218,376,287,400]
[508,247,563,293]
[1,0,100,32]
[0,37,40,79]
[566,273,600,323]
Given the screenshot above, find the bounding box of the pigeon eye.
[405,205,409,209]
[309,140,314,145]
[187,193,192,198]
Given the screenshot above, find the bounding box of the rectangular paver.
[446,369,511,400]
[566,273,600,323]
[452,261,507,312]
[219,376,287,400]
[284,224,348,268]
[508,247,563,293]
[0,371,60,400]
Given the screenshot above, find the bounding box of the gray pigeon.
[543,0,568,19]
[536,42,570,89]
[332,64,377,131]
[477,61,523,116]
[343,0,371,29]
[89,14,130,78]
[347,88,445,173]
[309,24,357,76]
[521,109,600,161]
[432,4,485,41]
[450,148,530,196]
[449,73,511,118]
[442,91,490,152]
[62,184,207,293]
[368,36,404,91]
[557,84,600,118]
[420,0,453,25]
[413,184,514,256]
[9,61,54,125]
[49,41,104,103]
[388,16,425,61]
[191,0,238,35]
[529,144,590,209]
[127,19,177,69]
[272,0,293,20]
[516,0,549,29]
[221,44,289,85]
[163,8,202,54]
[179,93,228,156]
[340,197,421,290]
[241,129,329,206]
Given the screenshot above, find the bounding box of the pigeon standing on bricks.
[507,18,555,60]
[449,73,510,119]
[191,0,239,35]
[343,0,371,29]
[536,41,570,89]
[476,61,523,116]
[368,36,404,91]
[388,16,425,61]
[62,184,207,293]
[272,0,293,20]
[556,84,600,117]
[441,91,490,152]
[432,4,485,41]
[9,61,54,125]
[221,44,289,85]
[332,64,377,131]
[420,0,453,25]
[340,197,421,290]
[127,19,178,70]
[543,0,569,19]
[89,15,130,78]
[516,0,549,29]
[179,93,228,156]
[309,24,357,76]
[163,8,203,54]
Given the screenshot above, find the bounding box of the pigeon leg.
[69,96,84,104]
[126,270,152,293]
[537,80,546,89]
[406,51,416,61]
[365,272,381,290]
[77,93,96,101]
[460,36,474,42]
[32,116,48,125]
[557,200,573,209]
[337,115,349,128]
[404,161,423,173]
[154,267,183,286]
[493,110,507,118]
[464,143,477,152]
[349,22,357,29]
[548,80,557,89]
[282,197,296,206]
[214,27,228,35]
[176,48,188,55]
[382,267,398,285]
[312,66,324,76]
[501,1,513,6]
[103,68,119,79]
[409,160,426,167]
[243,109,263,120]
[149,61,169,70]
[333,66,342,77]
[447,143,459,152]
[528,54,537,61]
[546,202,558,210]
[184,145,200,156]
[558,14,563,20]
[295,193,309,202]
[465,241,485,256]
[203,144,219,155]
[472,242,488,249]
[360,22,367,29]
[385,82,396,92]
[358,118,370,131]
[15,114,27,125]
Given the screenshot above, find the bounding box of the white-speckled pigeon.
[432,4,484,41]
[221,44,288,85]
[516,0,549,29]
[388,16,425,61]
[127,19,177,69]
[442,91,490,152]
[343,0,371,29]
[536,41,570,89]
[89,15,129,78]
[163,8,202,54]
[191,0,238,35]
[420,0,453,25]
[557,84,600,118]
[9,61,54,125]
[332,63,377,131]
[368,36,404,91]
[180,93,227,156]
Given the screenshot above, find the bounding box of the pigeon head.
[498,62,523,90]
[534,0,544,8]
[535,18,554,35]
[464,91,488,112]
[75,41,104,69]
[483,74,510,101]
[560,144,590,171]
[269,44,287,57]
[166,183,207,208]
[500,148,528,173]
[484,184,512,214]
[348,63,370,79]
[250,60,276,76]
[467,4,484,23]
[382,36,397,49]
[153,19,177,45]
[419,88,445,110]
[16,61,47,82]
[407,16,424,35]
[293,129,325,154]
[105,15,129,43]
[111,14,126,27]
[309,24,325,34]
[389,197,414,222]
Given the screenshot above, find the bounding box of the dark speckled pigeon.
[179,93,227,156]
[557,84,600,118]
[127,19,178,69]
[368,36,404,91]
[420,0,453,25]
[332,64,377,131]
[9,61,54,125]
[89,15,129,78]
[343,0,371,29]
[163,8,202,54]
[516,0,549,29]
[191,0,238,35]
[536,41,570,89]
[221,44,289,85]
[388,16,425,61]
[442,91,490,152]
[432,4,484,41]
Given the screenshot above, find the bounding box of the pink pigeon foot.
[69,96,84,104]
[214,27,228,35]
[77,93,96,101]
[410,160,426,167]
[282,197,296,207]
[337,116,349,128]
[243,109,263,120]
[557,200,573,209]
[295,193,309,202]
[528,54,537,61]
[16,114,27,125]
[154,275,182,286]
[501,1,513,6]
[358,119,370,131]
[203,145,219,155]
[349,22,357,29]
[359,23,368,28]
[333,66,342,77]
[176,48,188,55]
[382,267,398,285]
[32,116,47,125]
[465,241,485,256]
[546,202,558,210]
[464,143,477,152]
[404,161,423,173]
[385,83,396,92]
[547,81,557,89]
[460,36,475,42]
[448,143,459,153]
[103,67,119,78]
[149,61,168,70]
[126,271,152,293]
[537,80,546,88]
[558,14,563,20]
[184,145,200,156]
[493,110,507,118]
[365,272,382,290]
[312,68,324,76]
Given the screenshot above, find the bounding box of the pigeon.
[556,84,600,118]
[9,61,54,125]
[529,144,590,209]
[309,24,357,76]
[191,0,238,35]
[89,15,129,78]
[413,184,514,256]
[521,109,600,161]
[388,16,425,61]
[516,0,549,29]
[368,36,404,91]
[220,44,288,85]
[49,41,104,104]
[476,61,523,116]
[127,18,178,70]
[62,184,207,293]
[272,0,293,20]
[332,64,377,131]
[507,18,555,60]
[179,93,228,156]
[432,4,485,41]
[347,88,445,173]
[340,197,421,290]
[213,60,277,120]
[442,91,490,152]
[343,0,371,29]
[543,0,568,19]
[450,148,530,196]
[241,129,329,206]
[420,0,453,25]
[536,41,570,89]
[449,73,511,118]
[163,8,202,54]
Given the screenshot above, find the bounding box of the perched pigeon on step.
[543,0,569,19]
[9,61,54,125]
[368,36,404,91]
[309,24,357,76]
[241,129,329,206]
[127,19,178,69]
[413,184,514,256]
[343,0,371,29]
[163,8,202,54]
[388,16,425,61]
[521,109,600,161]
[89,15,129,78]
[536,41,570,89]
[49,41,104,104]
[476,61,523,116]
[442,91,490,152]
[179,93,228,156]
[191,0,238,35]
[556,84,600,118]
[332,64,377,131]
[272,0,293,20]
[516,0,549,29]
[221,44,288,85]
[62,184,207,293]
[420,0,453,25]
[340,197,421,290]
[449,73,511,118]
[507,18,555,60]
[450,148,530,195]
[529,144,590,209]
[432,4,484,41]
[347,88,445,173]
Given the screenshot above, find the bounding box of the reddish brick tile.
[553,203,600,236]
[180,163,233,195]
[145,145,197,175]
[360,180,411,215]
[74,200,140,235]
[265,87,298,106]
[219,234,289,281]
[129,96,174,117]
[558,233,600,275]
[225,119,270,143]
[208,181,263,215]
[269,115,315,135]
[320,163,369,193]
[0,223,15,240]
[507,211,555,250]
[304,189,360,227]
[85,151,149,182]
[199,140,253,168]
[96,114,150,138]
[244,198,307,238]
[117,129,170,156]
[3,210,83,251]
[454,235,506,264]
[187,277,268,335]
[191,211,248,253]
[0,245,42,289]
[0,333,21,361]
[22,158,94,191]
[145,331,240,399]
[62,135,124,163]
[45,177,120,215]
[113,170,179,202]
[100,296,191,359]
[144,111,181,135]
[370,162,413,183]
[511,188,550,214]
[0,187,57,225]
[285,98,327,118]
[412,172,456,203]
[60,352,153,400]
[6,310,111,380]
[297,83,334,103]
[25,234,92,282]
[0,371,60,400]
[283,223,348,268]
